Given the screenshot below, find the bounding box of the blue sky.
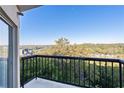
[0,19,8,45]
[20,5,124,45]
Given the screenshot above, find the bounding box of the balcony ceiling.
[17,5,41,12]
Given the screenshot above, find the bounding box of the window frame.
[0,7,19,88]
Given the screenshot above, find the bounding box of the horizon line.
[20,42,124,46]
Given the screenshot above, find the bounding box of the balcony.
[24,78,78,88]
[20,55,124,88]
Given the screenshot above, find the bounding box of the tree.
[54,37,70,55]
[55,37,70,46]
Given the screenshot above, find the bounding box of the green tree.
[53,37,70,55]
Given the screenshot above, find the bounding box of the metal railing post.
[119,62,122,88]
[21,58,24,88]
[36,56,38,79]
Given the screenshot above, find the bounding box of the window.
[0,18,9,88]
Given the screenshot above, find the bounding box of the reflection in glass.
[0,19,8,88]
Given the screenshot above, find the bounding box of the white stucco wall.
[0,5,20,26]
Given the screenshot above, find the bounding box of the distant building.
[19,48,23,56]
[20,48,33,56]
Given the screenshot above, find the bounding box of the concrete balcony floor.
[24,78,79,88]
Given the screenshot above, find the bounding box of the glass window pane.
[0,19,9,88]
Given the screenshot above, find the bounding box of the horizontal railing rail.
[22,55,122,62]
[20,55,124,88]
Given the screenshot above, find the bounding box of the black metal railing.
[20,55,124,88]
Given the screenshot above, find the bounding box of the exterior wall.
[0,5,20,88]
[0,5,20,26]
[0,5,40,88]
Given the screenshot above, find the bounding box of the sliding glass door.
[0,18,9,88]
